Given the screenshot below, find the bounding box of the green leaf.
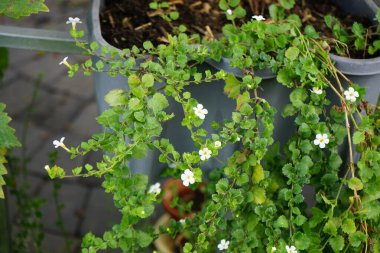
[72,167,82,176]
[282,104,297,117]
[329,236,344,252]
[304,25,319,38]
[299,140,313,154]
[104,89,128,107]
[128,97,143,111]
[353,131,365,144]
[341,219,356,234]
[285,47,300,61]
[147,93,169,114]
[251,186,266,204]
[141,73,155,87]
[90,42,99,51]
[224,74,241,99]
[0,0,49,19]
[96,109,120,129]
[128,74,140,87]
[275,215,289,228]
[0,103,21,149]
[136,231,153,247]
[294,232,311,250]
[328,152,342,170]
[134,111,145,122]
[277,68,294,88]
[310,207,326,228]
[143,41,154,50]
[183,243,193,253]
[347,177,363,191]
[252,164,265,184]
[323,219,339,236]
[169,11,179,20]
[290,88,308,108]
[349,231,366,247]
[236,173,249,186]
[216,178,229,194]
[352,22,365,38]
[279,0,295,9]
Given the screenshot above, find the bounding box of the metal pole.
[0,25,86,54]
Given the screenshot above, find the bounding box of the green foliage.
[0,0,49,19]
[0,103,20,198]
[47,1,380,252]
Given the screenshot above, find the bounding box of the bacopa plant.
[47,1,379,252]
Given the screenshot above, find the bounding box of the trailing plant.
[0,104,20,199]
[49,1,379,252]
[0,0,49,19]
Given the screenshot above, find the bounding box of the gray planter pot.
[331,0,380,106]
[89,0,379,180]
[89,0,293,181]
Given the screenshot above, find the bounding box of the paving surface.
[0,0,121,252]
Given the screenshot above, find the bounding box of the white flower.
[214,141,222,148]
[148,182,161,195]
[311,87,323,95]
[193,104,208,119]
[59,56,68,65]
[59,56,71,69]
[252,15,266,21]
[199,147,212,161]
[181,169,195,187]
[313,133,330,149]
[44,165,50,172]
[285,245,297,253]
[344,87,359,102]
[179,219,186,224]
[218,239,230,251]
[236,136,241,141]
[66,17,82,29]
[271,246,277,252]
[226,9,233,15]
[53,137,65,148]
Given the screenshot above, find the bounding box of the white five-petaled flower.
[44,165,50,172]
[285,245,297,253]
[148,182,161,195]
[66,17,82,30]
[199,147,212,161]
[271,246,277,252]
[344,87,359,102]
[214,141,222,148]
[179,218,186,224]
[311,87,323,95]
[181,169,195,187]
[252,15,266,21]
[314,133,329,149]
[193,104,208,119]
[53,137,66,148]
[59,56,71,69]
[218,239,230,251]
[226,9,233,15]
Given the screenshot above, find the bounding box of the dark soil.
[100,0,376,58]
[100,0,227,48]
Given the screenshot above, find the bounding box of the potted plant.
[45,0,380,252]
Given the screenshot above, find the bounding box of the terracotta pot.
[162,179,206,220]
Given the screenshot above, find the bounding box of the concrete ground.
[1,0,121,252]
